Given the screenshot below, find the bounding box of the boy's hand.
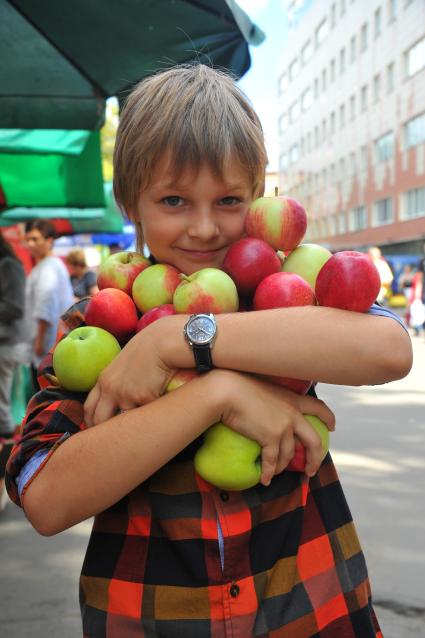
[84,321,176,426]
[212,370,335,485]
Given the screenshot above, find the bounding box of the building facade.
[277,0,425,255]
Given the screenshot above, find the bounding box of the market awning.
[0,0,265,130]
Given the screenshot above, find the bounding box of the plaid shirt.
[6,301,387,638]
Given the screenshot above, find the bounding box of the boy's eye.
[162,196,184,207]
[218,196,240,206]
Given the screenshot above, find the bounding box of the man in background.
[24,220,74,389]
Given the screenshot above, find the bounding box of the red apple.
[263,375,312,395]
[245,196,307,251]
[253,272,316,311]
[97,251,151,296]
[136,304,176,332]
[85,288,139,343]
[132,264,181,313]
[286,415,330,472]
[173,268,239,314]
[222,237,281,297]
[315,251,381,312]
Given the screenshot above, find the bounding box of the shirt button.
[230,583,240,598]
[220,491,229,502]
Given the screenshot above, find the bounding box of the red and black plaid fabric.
[5,305,384,637]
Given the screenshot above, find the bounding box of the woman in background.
[66,248,98,300]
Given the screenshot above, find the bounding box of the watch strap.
[192,343,214,373]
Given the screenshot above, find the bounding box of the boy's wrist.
[155,313,193,369]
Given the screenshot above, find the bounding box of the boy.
[7,65,412,637]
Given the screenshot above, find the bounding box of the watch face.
[188,315,216,345]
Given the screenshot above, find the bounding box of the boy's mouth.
[178,247,225,259]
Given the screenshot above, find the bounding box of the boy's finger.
[293,416,324,477]
[260,444,278,486]
[298,396,336,431]
[92,395,118,426]
[83,385,100,427]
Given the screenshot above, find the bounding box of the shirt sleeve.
[0,258,25,322]
[5,375,87,507]
[367,303,409,332]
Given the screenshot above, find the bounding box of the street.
[0,335,424,637]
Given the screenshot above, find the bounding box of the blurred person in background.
[66,248,98,300]
[407,264,424,336]
[398,264,415,300]
[24,220,74,390]
[0,232,26,509]
[368,246,394,304]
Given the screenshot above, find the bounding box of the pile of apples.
[53,195,381,490]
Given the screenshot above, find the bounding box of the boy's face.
[135,158,253,275]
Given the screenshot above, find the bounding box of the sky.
[236,0,289,172]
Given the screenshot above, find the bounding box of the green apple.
[282,243,332,289]
[53,326,121,392]
[194,423,261,491]
[173,268,239,314]
[132,264,181,313]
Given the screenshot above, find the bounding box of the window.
[387,62,395,92]
[350,95,356,120]
[301,40,313,64]
[340,0,346,16]
[315,19,328,47]
[307,132,312,152]
[388,0,397,22]
[340,47,346,73]
[330,111,336,134]
[405,37,425,77]
[374,7,382,37]
[289,100,300,122]
[350,35,356,62]
[360,145,368,170]
[361,85,368,111]
[350,151,356,174]
[339,211,347,233]
[349,206,368,231]
[360,23,368,52]
[405,112,425,148]
[330,58,336,82]
[373,74,381,102]
[279,152,288,171]
[339,158,346,180]
[340,104,346,128]
[322,118,327,142]
[331,2,336,27]
[322,68,327,91]
[330,163,336,184]
[328,214,338,236]
[289,144,299,164]
[403,187,425,219]
[373,197,393,225]
[289,58,299,80]
[279,112,288,133]
[314,126,320,147]
[375,131,394,162]
[278,73,288,95]
[300,137,305,156]
[301,87,313,111]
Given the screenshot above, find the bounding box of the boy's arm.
[85,305,412,426]
[19,370,334,535]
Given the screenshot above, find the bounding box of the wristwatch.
[183,313,217,373]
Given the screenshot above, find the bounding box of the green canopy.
[0,129,104,208]
[0,0,264,130]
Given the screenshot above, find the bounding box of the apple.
[253,272,316,311]
[245,196,307,252]
[53,326,121,392]
[166,368,199,392]
[194,423,261,491]
[315,251,381,312]
[136,304,176,332]
[85,288,139,343]
[132,264,181,313]
[97,251,151,296]
[282,243,332,289]
[222,237,281,297]
[286,415,330,472]
[173,268,239,314]
[262,375,312,395]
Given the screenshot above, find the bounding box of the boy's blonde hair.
[113,64,268,250]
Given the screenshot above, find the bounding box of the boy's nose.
[188,208,219,240]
